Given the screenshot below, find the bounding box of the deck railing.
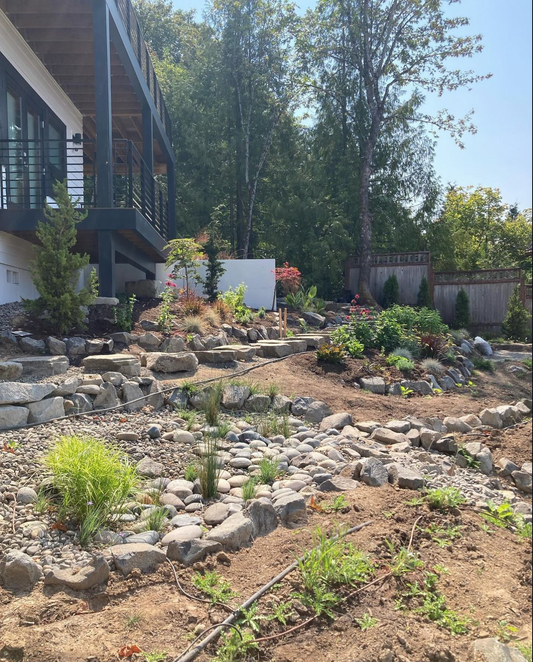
[113,0,172,140]
[0,138,169,240]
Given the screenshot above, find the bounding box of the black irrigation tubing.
[0,350,317,434]
[172,521,374,662]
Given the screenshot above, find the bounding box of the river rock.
[111,543,166,576]
[44,555,110,590]
[0,550,43,592]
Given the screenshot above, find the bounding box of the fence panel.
[346,252,430,306]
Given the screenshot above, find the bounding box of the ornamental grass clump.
[44,435,138,544]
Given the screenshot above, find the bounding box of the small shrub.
[197,436,221,499]
[157,284,176,334]
[181,294,205,316]
[420,358,445,375]
[115,294,137,332]
[472,356,495,373]
[454,289,470,329]
[386,355,415,372]
[502,285,531,341]
[44,436,137,544]
[182,315,205,335]
[241,478,257,502]
[201,221,227,302]
[383,274,400,308]
[23,181,93,335]
[419,334,447,358]
[417,276,432,308]
[375,318,403,353]
[425,487,466,511]
[390,347,414,360]
[316,344,345,363]
[258,306,267,319]
[214,299,232,321]
[258,457,280,485]
[331,327,364,357]
[416,308,448,335]
[203,308,221,328]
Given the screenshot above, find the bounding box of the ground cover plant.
[44,435,138,544]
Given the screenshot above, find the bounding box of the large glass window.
[6,88,23,206]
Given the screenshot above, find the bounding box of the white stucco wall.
[0,231,38,304]
[156,259,277,310]
[0,9,83,142]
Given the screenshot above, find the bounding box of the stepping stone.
[83,354,141,377]
[216,345,257,361]
[255,342,293,358]
[14,356,69,378]
[195,349,237,364]
[143,352,198,373]
[284,339,307,353]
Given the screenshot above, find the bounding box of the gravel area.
[0,302,24,332]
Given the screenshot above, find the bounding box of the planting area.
[0,298,532,662]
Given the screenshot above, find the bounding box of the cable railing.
[113,0,172,140]
[0,138,169,240]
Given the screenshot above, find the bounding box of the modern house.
[0,0,176,304]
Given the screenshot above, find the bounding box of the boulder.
[360,377,386,394]
[370,428,409,446]
[85,339,105,355]
[222,385,251,410]
[109,332,138,346]
[93,382,120,409]
[206,512,253,550]
[401,380,433,396]
[19,336,46,354]
[203,503,230,526]
[0,381,57,405]
[461,414,482,428]
[26,397,65,424]
[256,342,293,358]
[52,377,81,397]
[246,500,279,537]
[357,458,389,487]
[244,394,271,413]
[473,337,493,357]
[141,319,160,332]
[319,412,353,432]
[0,550,43,592]
[0,362,23,380]
[144,352,199,374]
[471,638,526,662]
[439,376,456,391]
[319,476,359,492]
[146,381,165,410]
[272,493,307,527]
[69,393,94,414]
[66,337,87,356]
[160,337,186,353]
[161,525,203,546]
[44,555,109,590]
[512,471,533,494]
[110,543,166,576]
[121,382,145,411]
[137,457,164,478]
[83,354,141,377]
[291,396,315,417]
[0,405,29,430]
[385,420,411,434]
[480,409,503,429]
[443,417,472,433]
[166,539,222,566]
[419,428,443,450]
[388,464,424,491]
[272,395,292,414]
[497,457,520,477]
[302,312,326,328]
[138,333,161,351]
[0,330,18,348]
[305,401,333,424]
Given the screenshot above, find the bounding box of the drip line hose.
[0,350,317,434]
[173,521,374,662]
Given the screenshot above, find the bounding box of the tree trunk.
[357,121,380,306]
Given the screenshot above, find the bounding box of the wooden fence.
[345,254,529,333]
[345,252,431,307]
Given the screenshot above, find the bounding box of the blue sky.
[171,0,532,208]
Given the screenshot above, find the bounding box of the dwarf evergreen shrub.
[417,276,432,308]
[502,286,531,341]
[454,289,470,329]
[383,274,400,308]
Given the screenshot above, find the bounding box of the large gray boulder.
[69,393,94,414]
[246,500,278,537]
[121,382,145,411]
[206,512,253,550]
[26,397,65,424]
[44,555,109,590]
[161,525,203,546]
[471,638,526,662]
[272,493,307,527]
[144,352,198,374]
[110,543,166,575]
[47,337,67,355]
[93,382,120,409]
[387,464,424,491]
[272,394,292,414]
[473,337,493,356]
[53,377,81,397]
[19,336,46,354]
[138,332,161,351]
[357,458,389,487]
[302,312,326,328]
[0,382,56,405]
[15,355,70,379]
[222,384,251,410]
[0,405,30,430]
[360,377,386,394]
[0,362,23,380]
[166,539,222,566]
[0,550,43,592]
[370,428,409,445]
[160,336,186,353]
[443,417,472,433]
[305,401,333,423]
[82,354,141,377]
[319,412,353,432]
[66,337,87,356]
[480,408,503,429]
[244,394,271,413]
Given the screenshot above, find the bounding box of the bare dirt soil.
[1,489,531,662]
